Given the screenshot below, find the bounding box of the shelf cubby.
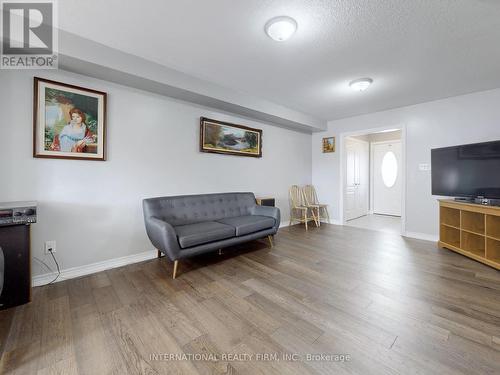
[440,224,460,248]
[461,210,485,235]
[461,231,485,257]
[440,206,461,228]
[486,215,500,240]
[486,238,500,263]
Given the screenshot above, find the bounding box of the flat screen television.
[431,140,500,199]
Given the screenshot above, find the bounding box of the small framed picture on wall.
[322,137,335,153]
[33,77,107,161]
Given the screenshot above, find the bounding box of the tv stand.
[439,199,500,270]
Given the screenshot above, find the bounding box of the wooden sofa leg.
[157,249,162,258]
[172,260,179,279]
[218,248,222,255]
[267,235,273,248]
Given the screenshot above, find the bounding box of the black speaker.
[0,246,4,297]
[0,225,31,310]
[256,197,275,207]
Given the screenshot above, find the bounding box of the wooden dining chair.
[302,185,330,226]
[289,185,316,230]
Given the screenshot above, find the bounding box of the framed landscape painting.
[200,117,262,157]
[33,77,107,160]
[322,137,335,153]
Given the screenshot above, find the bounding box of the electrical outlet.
[45,240,56,254]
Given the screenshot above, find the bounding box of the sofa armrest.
[250,205,281,229]
[144,216,181,261]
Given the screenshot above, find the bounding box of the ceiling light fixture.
[349,78,373,92]
[265,16,297,42]
[377,128,400,133]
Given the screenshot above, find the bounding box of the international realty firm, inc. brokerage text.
[150,352,351,362]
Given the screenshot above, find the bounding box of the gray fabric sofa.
[143,192,280,278]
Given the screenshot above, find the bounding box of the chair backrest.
[289,185,304,208]
[302,185,319,205]
[143,192,257,226]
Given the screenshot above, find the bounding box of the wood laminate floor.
[1,224,500,374]
[346,214,401,235]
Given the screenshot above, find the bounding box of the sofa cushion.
[217,215,275,236]
[175,221,235,248]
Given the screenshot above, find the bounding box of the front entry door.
[373,141,402,216]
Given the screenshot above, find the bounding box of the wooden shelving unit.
[439,199,500,270]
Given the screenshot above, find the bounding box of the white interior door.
[345,138,369,221]
[373,141,402,216]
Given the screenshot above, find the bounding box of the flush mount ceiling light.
[349,78,373,92]
[377,128,400,133]
[265,16,298,42]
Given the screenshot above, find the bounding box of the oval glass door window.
[381,151,398,187]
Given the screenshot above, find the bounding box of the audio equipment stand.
[0,201,37,311]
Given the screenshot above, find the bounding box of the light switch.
[419,163,431,171]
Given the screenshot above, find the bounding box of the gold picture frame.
[33,77,107,161]
[200,117,262,158]
[322,137,335,153]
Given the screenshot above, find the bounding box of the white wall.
[312,88,500,238]
[351,129,401,143]
[0,70,312,278]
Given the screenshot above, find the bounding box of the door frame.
[371,139,402,216]
[344,137,370,221]
[339,124,407,235]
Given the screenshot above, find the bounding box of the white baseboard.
[33,225,290,286]
[318,219,342,225]
[282,220,342,227]
[404,231,439,242]
[32,250,158,287]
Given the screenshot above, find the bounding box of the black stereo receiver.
[0,201,37,226]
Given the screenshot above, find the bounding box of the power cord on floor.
[47,248,61,285]
[34,248,61,286]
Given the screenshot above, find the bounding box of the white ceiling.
[59,0,500,121]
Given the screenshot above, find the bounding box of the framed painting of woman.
[33,77,107,161]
